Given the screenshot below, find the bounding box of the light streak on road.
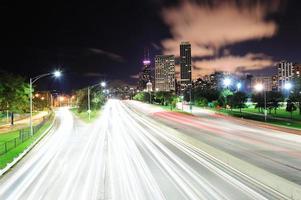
[0,101,293,199]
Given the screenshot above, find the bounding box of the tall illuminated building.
[180,42,192,84]
[155,55,175,91]
[138,49,153,90]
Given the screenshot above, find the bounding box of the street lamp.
[284,82,293,98]
[29,70,62,135]
[223,78,232,88]
[87,81,106,121]
[284,82,293,90]
[236,82,242,91]
[254,83,267,122]
[222,78,232,109]
[101,81,106,87]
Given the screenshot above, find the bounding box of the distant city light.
[101,81,106,87]
[143,60,151,65]
[59,96,65,101]
[254,83,264,92]
[284,82,293,90]
[223,78,232,87]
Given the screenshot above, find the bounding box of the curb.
[0,116,56,177]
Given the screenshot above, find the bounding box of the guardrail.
[0,114,52,156]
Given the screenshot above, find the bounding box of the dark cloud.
[88,48,125,63]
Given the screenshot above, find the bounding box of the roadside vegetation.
[0,114,54,169]
[71,86,106,122]
[133,77,301,130]
[0,71,56,169]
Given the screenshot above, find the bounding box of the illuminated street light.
[223,78,232,87]
[29,70,62,135]
[236,82,242,91]
[254,83,267,121]
[53,70,62,78]
[254,83,264,92]
[87,81,107,121]
[101,81,106,87]
[284,82,293,90]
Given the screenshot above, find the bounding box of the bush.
[195,97,208,107]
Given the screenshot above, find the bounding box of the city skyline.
[0,0,300,91]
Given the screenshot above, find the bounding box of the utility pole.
[29,78,33,134]
[254,83,267,122]
[88,87,91,121]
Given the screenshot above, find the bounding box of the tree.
[218,89,233,108]
[290,92,301,115]
[186,87,219,103]
[75,87,106,113]
[290,77,301,115]
[228,92,247,113]
[195,97,208,107]
[0,72,30,125]
[91,88,106,110]
[75,89,88,113]
[154,91,174,106]
[252,93,265,112]
[133,92,150,103]
[266,91,284,114]
[286,99,297,120]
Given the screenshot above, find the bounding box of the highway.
[125,100,301,186]
[0,100,299,199]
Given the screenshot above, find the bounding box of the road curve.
[0,101,290,199]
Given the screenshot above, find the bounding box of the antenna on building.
[143,47,151,65]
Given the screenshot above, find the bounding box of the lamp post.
[284,82,293,98]
[254,83,267,122]
[222,78,232,109]
[236,82,242,91]
[29,70,61,135]
[87,81,106,121]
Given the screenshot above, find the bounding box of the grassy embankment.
[216,107,301,130]
[0,116,54,169]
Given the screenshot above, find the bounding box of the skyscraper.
[138,49,153,90]
[180,42,192,84]
[155,55,175,92]
[277,61,296,90]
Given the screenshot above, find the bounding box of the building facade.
[251,76,276,92]
[294,63,301,78]
[180,42,192,84]
[138,54,153,91]
[155,55,175,92]
[277,61,295,90]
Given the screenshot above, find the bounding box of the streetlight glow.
[284,82,293,90]
[223,78,232,87]
[53,70,62,78]
[236,82,242,90]
[254,83,264,92]
[101,81,106,87]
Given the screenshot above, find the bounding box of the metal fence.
[0,115,52,156]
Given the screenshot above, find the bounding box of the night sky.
[0,0,300,92]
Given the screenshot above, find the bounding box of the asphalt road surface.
[125,100,301,186]
[0,100,297,199]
